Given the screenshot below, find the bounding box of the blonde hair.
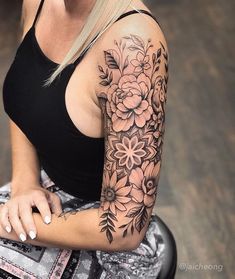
[44,0,143,86]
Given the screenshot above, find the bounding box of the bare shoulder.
[92,10,169,99]
[98,9,168,56]
[21,0,41,37]
[22,0,41,19]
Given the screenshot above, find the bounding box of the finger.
[48,194,63,216]
[34,195,52,224]
[8,203,27,242]
[0,204,12,233]
[18,202,37,239]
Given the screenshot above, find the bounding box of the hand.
[0,183,63,242]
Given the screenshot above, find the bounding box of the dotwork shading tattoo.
[97,34,169,244]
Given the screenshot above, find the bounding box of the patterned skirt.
[0,168,165,279]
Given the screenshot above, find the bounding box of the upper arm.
[95,17,169,249]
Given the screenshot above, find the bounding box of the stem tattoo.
[97,33,169,244]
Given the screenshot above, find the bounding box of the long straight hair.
[44,0,143,86]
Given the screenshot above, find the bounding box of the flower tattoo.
[100,171,132,216]
[106,73,153,132]
[115,135,146,170]
[131,51,151,73]
[97,33,169,244]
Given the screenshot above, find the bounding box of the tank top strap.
[32,0,45,27]
[72,9,161,66]
[115,9,161,27]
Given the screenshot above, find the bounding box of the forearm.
[9,120,40,191]
[0,207,138,252]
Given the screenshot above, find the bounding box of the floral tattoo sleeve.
[97,33,169,244]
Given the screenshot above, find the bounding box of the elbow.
[111,235,142,252]
[126,237,142,251]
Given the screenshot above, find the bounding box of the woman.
[0,0,169,278]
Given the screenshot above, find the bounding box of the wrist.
[10,179,40,196]
[11,172,40,185]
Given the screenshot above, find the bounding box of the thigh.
[0,176,102,279]
[0,170,165,278]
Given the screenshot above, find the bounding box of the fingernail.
[5,226,11,233]
[29,230,36,239]
[19,233,26,242]
[44,216,51,224]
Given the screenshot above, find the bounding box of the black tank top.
[2,0,160,201]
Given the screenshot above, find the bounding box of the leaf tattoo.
[104,50,120,69]
[97,32,169,244]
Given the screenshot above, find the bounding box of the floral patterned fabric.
[0,168,165,278]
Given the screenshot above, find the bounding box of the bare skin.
[23,0,153,139]
[0,0,169,250]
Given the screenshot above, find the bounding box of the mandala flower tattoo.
[107,132,158,171]
[97,33,169,244]
[115,135,146,170]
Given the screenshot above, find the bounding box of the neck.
[64,0,96,18]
